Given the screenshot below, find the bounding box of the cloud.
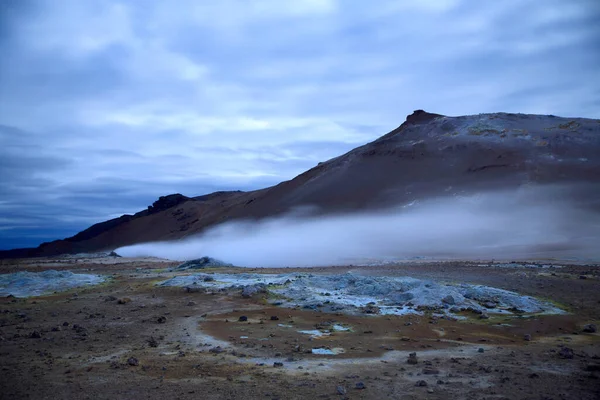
[0,0,599,248]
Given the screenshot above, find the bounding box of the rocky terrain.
[0,255,599,399]
[1,110,599,399]
[2,110,599,258]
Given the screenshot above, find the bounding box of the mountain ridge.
[2,110,599,259]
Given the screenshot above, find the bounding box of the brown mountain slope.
[2,110,599,258]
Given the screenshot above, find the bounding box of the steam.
[117,186,600,266]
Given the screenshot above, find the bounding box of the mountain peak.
[404,110,444,125]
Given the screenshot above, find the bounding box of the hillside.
[2,110,599,259]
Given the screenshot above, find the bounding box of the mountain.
[2,110,599,259]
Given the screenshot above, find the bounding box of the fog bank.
[117,186,600,267]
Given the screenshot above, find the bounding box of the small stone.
[479,313,489,319]
[62,322,69,327]
[186,301,196,306]
[415,380,428,387]
[157,316,167,324]
[104,295,117,302]
[407,352,418,365]
[117,298,131,304]
[273,362,284,368]
[127,357,139,366]
[238,316,248,322]
[524,334,532,341]
[209,346,224,354]
[558,347,574,359]
[478,348,485,353]
[203,276,215,282]
[270,316,279,321]
[582,324,597,333]
[355,382,366,390]
[29,330,42,339]
[336,385,347,395]
[441,295,455,305]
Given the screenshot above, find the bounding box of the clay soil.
[0,257,599,400]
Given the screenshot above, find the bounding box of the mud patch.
[160,271,564,317]
[0,270,105,297]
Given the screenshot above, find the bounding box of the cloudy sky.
[1,0,599,249]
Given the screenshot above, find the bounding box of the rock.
[422,367,439,375]
[147,337,158,347]
[186,301,196,306]
[108,251,121,257]
[407,352,418,365]
[209,346,224,354]
[558,347,574,359]
[174,257,233,270]
[127,357,139,366]
[238,316,248,322]
[62,322,69,327]
[241,284,267,298]
[361,304,380,314]
[441,295,455,305]
[336,386,347,395]
[203,276,215,282]
[482,302,497,309]
[273,362,284,367]
[270,316,280,321]
[157,316,167,324]
[117,298,131,304]
[355,382,366,390]
[415,380,428,387]
[479,313,490,319]
[478,348,485,353]
[104,295,117,302]
[29,330,42,338]
[524,334,532,341]
[582,324,597,333]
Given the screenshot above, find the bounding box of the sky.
[1,0,599,250]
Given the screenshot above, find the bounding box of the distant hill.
[2,110,599,259]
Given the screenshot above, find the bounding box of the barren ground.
[0,257,599,400]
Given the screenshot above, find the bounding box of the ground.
[0,256,599,400]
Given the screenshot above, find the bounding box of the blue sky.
[1,0,599,249]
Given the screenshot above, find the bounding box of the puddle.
[311,347,345,355]
[298,329,330,338]
[332,324,350,331]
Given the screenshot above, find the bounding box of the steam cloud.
[117,186,600,267]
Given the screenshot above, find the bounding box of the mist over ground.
[117,186,600,267]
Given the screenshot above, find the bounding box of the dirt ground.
[0,257,599,400]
